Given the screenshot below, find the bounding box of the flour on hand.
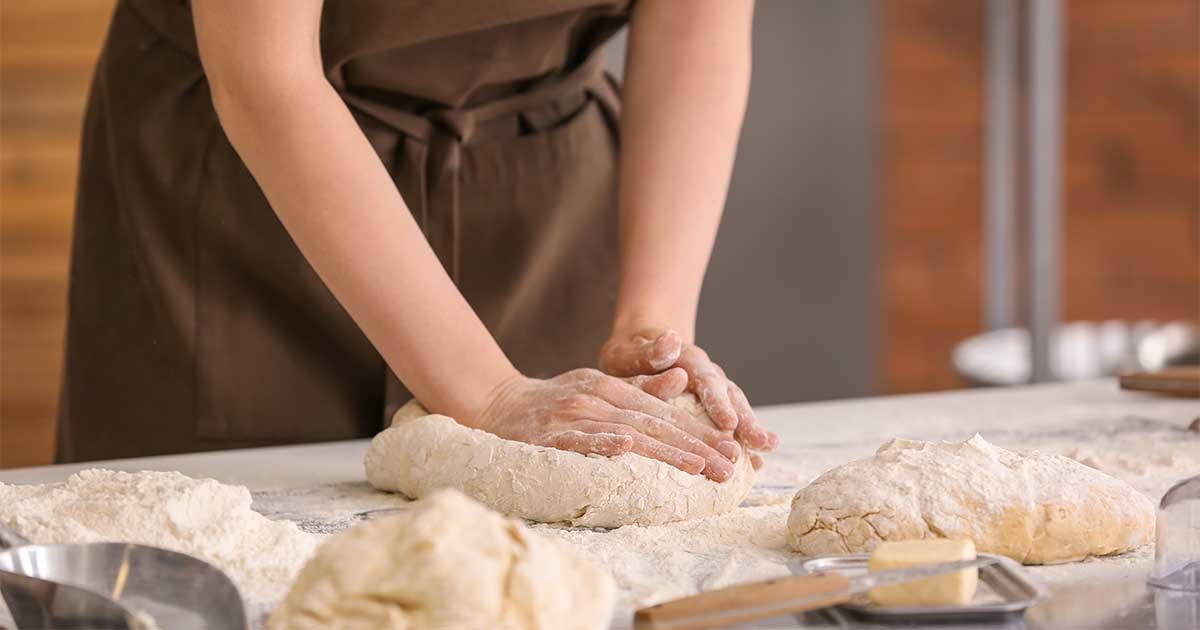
[365,394,755,527]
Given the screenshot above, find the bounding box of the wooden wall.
[1,1,1197,467]
[1061,0,1199,323]
[1,1,115,467]
[882,0,987,393]
[881,0,1200,393]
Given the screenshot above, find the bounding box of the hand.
[464,368,742,481]
[600,328,779,466]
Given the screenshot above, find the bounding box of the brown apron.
[57,0,629,462]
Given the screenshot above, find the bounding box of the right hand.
[463,368,742,481]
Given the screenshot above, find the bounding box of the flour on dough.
[365,394,755,527]
[268,488,615,630]
[787,435,1155,564]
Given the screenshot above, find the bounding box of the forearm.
[614,0,754,342]
[209,76,516,419]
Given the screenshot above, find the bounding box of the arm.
[191,1,740,480]
[612,0,752,342]
[603,0,776,454]
[192,0,514,421]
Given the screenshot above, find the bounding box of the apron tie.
[340,50,615,283]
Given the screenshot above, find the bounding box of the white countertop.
[3,380,1198,628]
[4,380,1195,489]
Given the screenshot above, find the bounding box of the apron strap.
[339,49,616,283]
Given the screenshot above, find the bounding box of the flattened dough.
[365,394,755,527]
[787,435,1154,564]
[268,489,614,630]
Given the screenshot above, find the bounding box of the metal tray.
[794,553,1046,624]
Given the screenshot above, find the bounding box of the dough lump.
[365,394,755,527]
[787,435,1154,564]
[268,489,615,630]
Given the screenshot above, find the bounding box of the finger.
[601,329,683,377]
[592,378,739,461]
[692,371,740,432]
[575,421,706,476]
[545,430,634,457]
[749,451,764,470]
[729,384,775,450]
[676,349,740,431]
[625,367,688,401]
[593,403,736,482]
[645,330,684,370]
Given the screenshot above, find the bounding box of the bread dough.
[268,489,615,630]
[787,435,1154,564]
[365,394,755,527]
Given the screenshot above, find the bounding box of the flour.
[1045,432,1198,501]
[0,469,320,609]
[534,495,795,613]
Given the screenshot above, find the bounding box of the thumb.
[601,329,683,376]
[626,367,689,401]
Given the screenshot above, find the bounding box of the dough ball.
[365,394,755,527]
[268,489,615,629]
[787,435,1154,564]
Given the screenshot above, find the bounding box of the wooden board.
[1119,367,1200,398]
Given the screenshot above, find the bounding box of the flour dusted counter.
[3,380,1197,628]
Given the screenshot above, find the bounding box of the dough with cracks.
[787,435,1155,564]
[365,394,755,527]
[268,489,615,630]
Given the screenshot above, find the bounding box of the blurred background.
[2,0,1197,468]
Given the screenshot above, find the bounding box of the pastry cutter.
[633,557,996,629]
[0,523,247,630]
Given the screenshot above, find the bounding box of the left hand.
[600,328,779,467]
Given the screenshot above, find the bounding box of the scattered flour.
[1,414,1193,628]
[1047,431,1198,500]
[533,421,1199,620]
[0,469,320,610]
[534,496,795,614]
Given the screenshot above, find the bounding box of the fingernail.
[717,440,741,462]
[648,355,673,370]
[709,458,734,481]
[683,453,706,471]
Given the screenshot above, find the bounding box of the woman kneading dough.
[57,0,778,478]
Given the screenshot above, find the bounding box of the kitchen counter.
[3,380,1198,628]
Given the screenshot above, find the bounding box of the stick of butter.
[867,539,979,606]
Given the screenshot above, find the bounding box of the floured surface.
[3,382,1197,628]
[517,416,1195,625]
[533,497,795,612]
[0,470,320,623]
[254,411,1198,627]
